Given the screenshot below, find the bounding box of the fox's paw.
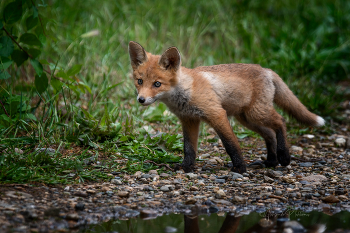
[263,159,279,168]
[277,150,290,166]
[231,164,246,174]
[173,163,195,173]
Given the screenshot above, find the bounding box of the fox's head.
[128,41,181,106]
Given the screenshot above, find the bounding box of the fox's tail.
[271,73,325,127]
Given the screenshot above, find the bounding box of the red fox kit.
[128,41,325,174]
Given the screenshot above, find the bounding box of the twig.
[291,157,323,162]
[144,160,174,171]
[30,0,47,37]
[0,99,10,117]
[3,27,66,83]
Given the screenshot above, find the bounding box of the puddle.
[81,210,350,233]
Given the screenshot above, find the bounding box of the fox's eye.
[138,79,143,85]
[154,81,161,87]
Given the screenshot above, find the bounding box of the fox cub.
[128,41,324,174]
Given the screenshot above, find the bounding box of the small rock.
[134,171,142,178]
[265,169,282,178]
[118,191,129,198]
[215,189,226,199]
[140,209,158,219]
[301,175,327,183]
[215,179,226,183]
[75,203,85,211]
[160,173,171,178]
[111,179,123,185]
[322,195,340,203]
[264,175,274,183]
[141,174,152,179]
[160,186,170,192]
[231,196,247,204]
[208,159,218,165]
[44,208,60,217]
[291,146,303,155]
[185,199,197,205]
[148,170,158,175]
[230,172,244,180]
[35,148,55,154]
[186,173,198,179]
[316,142,322,149]
[190,186,199,191]
[299,162,313,167]
[335,138,346,147]
[64,186,70,191]
[303,134,315,139]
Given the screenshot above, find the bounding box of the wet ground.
[82,210,350,233]
[1,119,349,232]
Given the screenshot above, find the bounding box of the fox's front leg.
[204,109,246,174]
[178,118,200,173]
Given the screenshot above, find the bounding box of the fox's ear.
[159,47,181,71]
[129,41,148,69]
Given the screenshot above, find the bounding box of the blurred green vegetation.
[0,0,349,183]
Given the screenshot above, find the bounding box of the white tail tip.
[316,116,325,126]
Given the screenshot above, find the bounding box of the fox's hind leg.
[245,109,290,167]
[235,114,279,167]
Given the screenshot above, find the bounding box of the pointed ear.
[159,47,181,71]
[129,41,148,69]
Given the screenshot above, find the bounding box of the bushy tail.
[272,73,325,127]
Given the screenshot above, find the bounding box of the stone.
[290,146,303,155]
[148,170,158,175]
[185,199,197,205]
[264,176,274,183]
[335,137,346,147]
[118,191,129,198]
[75,202,85,211]
[299,162,313,167]
[35,148,55,154]
[186,173,198,179]
[212,199,232,205]
[134,171,142,178]
[111,179,122,185]
[141,174,152,179]
[140,209,158,219]
[322,195,340,203]
[215,179,226,183]
[264,169,282,178]
[215,189,226,199]
[160,186,170,192]
[231,196,247,204]
[303,134,315,139]
[230,172,244,180]
[208,159,218,165]
[301,175,327,183]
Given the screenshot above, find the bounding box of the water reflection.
[82,210,350,233]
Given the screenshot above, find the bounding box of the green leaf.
[0,21,3,29]
[32,5,38,18]
[30,59,43,76]
[35,73,48,94]
[4,1,23,24]
[0,71,11,80]
[28,48,41,58]
[11,50,28,66]
[19,33,42,47]
[56,70,68,79]
[26,15,38,30]
[0,36,14,57]
[66,64,82,76]
[51,78,63,91]
[0,57,13,70]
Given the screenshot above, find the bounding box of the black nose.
[138,97,145,103]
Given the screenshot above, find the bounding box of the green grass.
[1,0,349,184]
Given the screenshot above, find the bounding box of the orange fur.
[128,41,325,173]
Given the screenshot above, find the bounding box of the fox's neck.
[160,67,202,117]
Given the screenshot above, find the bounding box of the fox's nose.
[138,97,145,103]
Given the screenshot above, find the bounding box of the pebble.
[230,172,243,180]
[301,175,327,183]
[164,226,178,233]
[118,191,129,198]
[335,137,346,147]
[323,195,340,203]
[214,179,226,183]
[299,162,313,167]
[186,173,198,179]
[111,179,123,185]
